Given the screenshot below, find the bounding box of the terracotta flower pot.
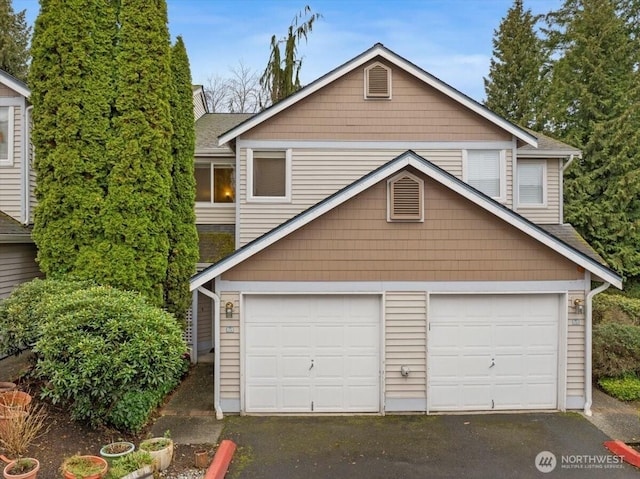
[2,458,39,479]
[61,455,108,479]
[0,383,16,395]
[0,392,31,414]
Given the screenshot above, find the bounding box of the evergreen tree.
[93,0,174,306]
[0,0,31,81]
[29,0,116,277]
[545,0,639,280]
[484,0,548,129]
[260,5,322,105]
[165,36,199,322]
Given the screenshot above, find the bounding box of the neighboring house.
[0,71,41,299]
[188,44,622,419]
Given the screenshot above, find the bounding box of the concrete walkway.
[150,355,224,446]
[588,386,640,443]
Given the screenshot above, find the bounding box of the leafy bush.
[0,278,94,356]
[592,322,640,379]
[34,286,188,431]
[598,375,640,401]
[593,293,640,326]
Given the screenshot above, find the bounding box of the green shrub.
[598,375,640,401]
[593,293,640,326]
[34,286,188,431]
[592,322,640,379]
[0,278,94,356]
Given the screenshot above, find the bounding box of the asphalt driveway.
[220,413,637,478]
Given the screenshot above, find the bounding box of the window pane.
[519,163,543,204]
[214,166,234,203]
[195,165,211,202]
[468,150,500,197]
[0,108,8,160]
[253,151,286,197]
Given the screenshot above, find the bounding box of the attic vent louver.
[388,172,424,222]
[365,62,391,99]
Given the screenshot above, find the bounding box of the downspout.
[562,154,575,172]
[22,105,33,225]
[197,286,223,420]
[584,280,611,416]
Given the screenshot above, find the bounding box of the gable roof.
[196,113,253,153]
[0,70,30,98]
[218,43,538,148]
[190,150,622,290]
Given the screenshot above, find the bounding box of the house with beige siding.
[0,71,41,299]
[189,44,622,419]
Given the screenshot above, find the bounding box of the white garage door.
[244,295,380,413]
[429,294,559,411]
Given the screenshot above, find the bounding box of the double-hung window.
[517,160,546,207]
[248,148,291,202]
[195,164,235,204]
[464,149,505,201]
[0,106,14,166]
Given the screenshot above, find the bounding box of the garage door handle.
[309,359,314,370]
[489,359,495,368]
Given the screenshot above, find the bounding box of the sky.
[14,0,563,103]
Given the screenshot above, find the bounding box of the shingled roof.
[195,113,253,153]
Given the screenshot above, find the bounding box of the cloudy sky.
[14,0,562,102]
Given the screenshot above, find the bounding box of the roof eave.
[217,45,537,148]
[518,149,582,159]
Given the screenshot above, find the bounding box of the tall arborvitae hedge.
[165,36,199,322]
[93,0,174,306]
[30,0,116,277]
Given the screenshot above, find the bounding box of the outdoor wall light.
[573,298,584,315]
[400,365,410,377]
[225,301,234,318]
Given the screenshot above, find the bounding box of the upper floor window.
[463,149,505,201]
[0,106,14,166]
[518,160,546,207]
[387,171,424,222]
[364,62,391,99]
[195,164,234,204]
[248,148,291,202]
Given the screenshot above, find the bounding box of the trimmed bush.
[598,375,640,401]
[0,278,94,356]
[592,322,640,379]
[593,293,640,326]
[34,285,188,431]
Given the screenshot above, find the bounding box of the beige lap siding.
[0,244,41,298]
[224,171,582,283]
[385,292,427,401]
[219,292,240,401]
[237,148,517,247]
[567,291,586,401]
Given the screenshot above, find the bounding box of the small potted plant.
[99,441,134,467]
[106,451,154,479]
[60,455,108,479]
[139,431,173,472]
[1,457,39,479]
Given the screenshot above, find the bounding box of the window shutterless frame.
[247,148,292,203]
[462,149,506,202]
[517,159,547,207]
[194,163,235,205]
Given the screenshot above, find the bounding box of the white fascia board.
[518,150,582,159]
[0,72,30,99]
[190,155,413,290]
[218,46,537,148]
[190,151,621,291]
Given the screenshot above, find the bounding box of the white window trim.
[0,106,15,167]
[194,162,235,207]
[462,149,506,203]
[247,148,292,203]
[517,159,547,208]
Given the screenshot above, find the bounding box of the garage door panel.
[245,295,380,413]
[429,294,559,412]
